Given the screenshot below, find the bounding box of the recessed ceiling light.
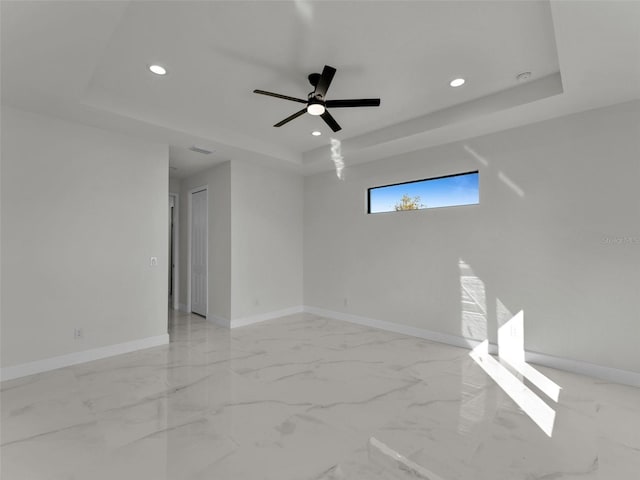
[449,78,465,87]
[311,131,322,136]
[149,65,167,75]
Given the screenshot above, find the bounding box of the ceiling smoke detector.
[516,71,532,82]
[188,146,213,155]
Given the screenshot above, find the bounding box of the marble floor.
[1,311,639,480]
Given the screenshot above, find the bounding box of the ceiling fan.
[253,65,381,132]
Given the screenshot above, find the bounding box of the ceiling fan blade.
[320,110,341,132]
[274,108,307,127]
[326,98,381,108]
[254,89,307,104]
[314,65,336,99]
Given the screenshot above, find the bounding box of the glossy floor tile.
[1,311,639,479]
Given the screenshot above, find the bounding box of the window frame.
[367,170,480,214]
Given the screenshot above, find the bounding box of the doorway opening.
[168,193,179,311]
[188,187,208,318]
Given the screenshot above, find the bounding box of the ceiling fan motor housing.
[307,95,324,106]
[308,73,321,88]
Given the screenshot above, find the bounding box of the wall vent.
[188,146,213,155]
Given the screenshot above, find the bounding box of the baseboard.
[208,314,231,328]
[303,306,640,388]
[524,351,640,388]
[231,305,305,328]
[178,303,189,313]
[0,334,170,382]
[304,306,497,353]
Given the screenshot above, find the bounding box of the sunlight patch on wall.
[459,260,487,340]
[498,310,526,366]
[330,138,345,180]
[498,171,525,197]
[294,0,314,24]
[463,145,489,167]
[458,259,562,436]
[498,311,562,402]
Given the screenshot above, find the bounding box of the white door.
[191,189,207,316]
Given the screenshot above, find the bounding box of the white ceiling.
[2,1,639,177]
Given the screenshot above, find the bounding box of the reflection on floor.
[1,311,639,479]
[469,311,562,437]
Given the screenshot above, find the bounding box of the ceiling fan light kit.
[253,65,381,132]
[307,99,325,116]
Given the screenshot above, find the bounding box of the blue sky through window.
[368,171,479,213]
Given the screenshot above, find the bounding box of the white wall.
[177,160,304,323]
[1,107,168,369]
[169,177,181,194]
[304,100,640,373]
[179,162,231,320]
[230,159,303,320]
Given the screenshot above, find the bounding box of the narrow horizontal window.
[368,171,479,214]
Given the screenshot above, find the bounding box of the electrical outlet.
[74,328,83,339]
[343,297,348,307]
[150,256,158,266]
